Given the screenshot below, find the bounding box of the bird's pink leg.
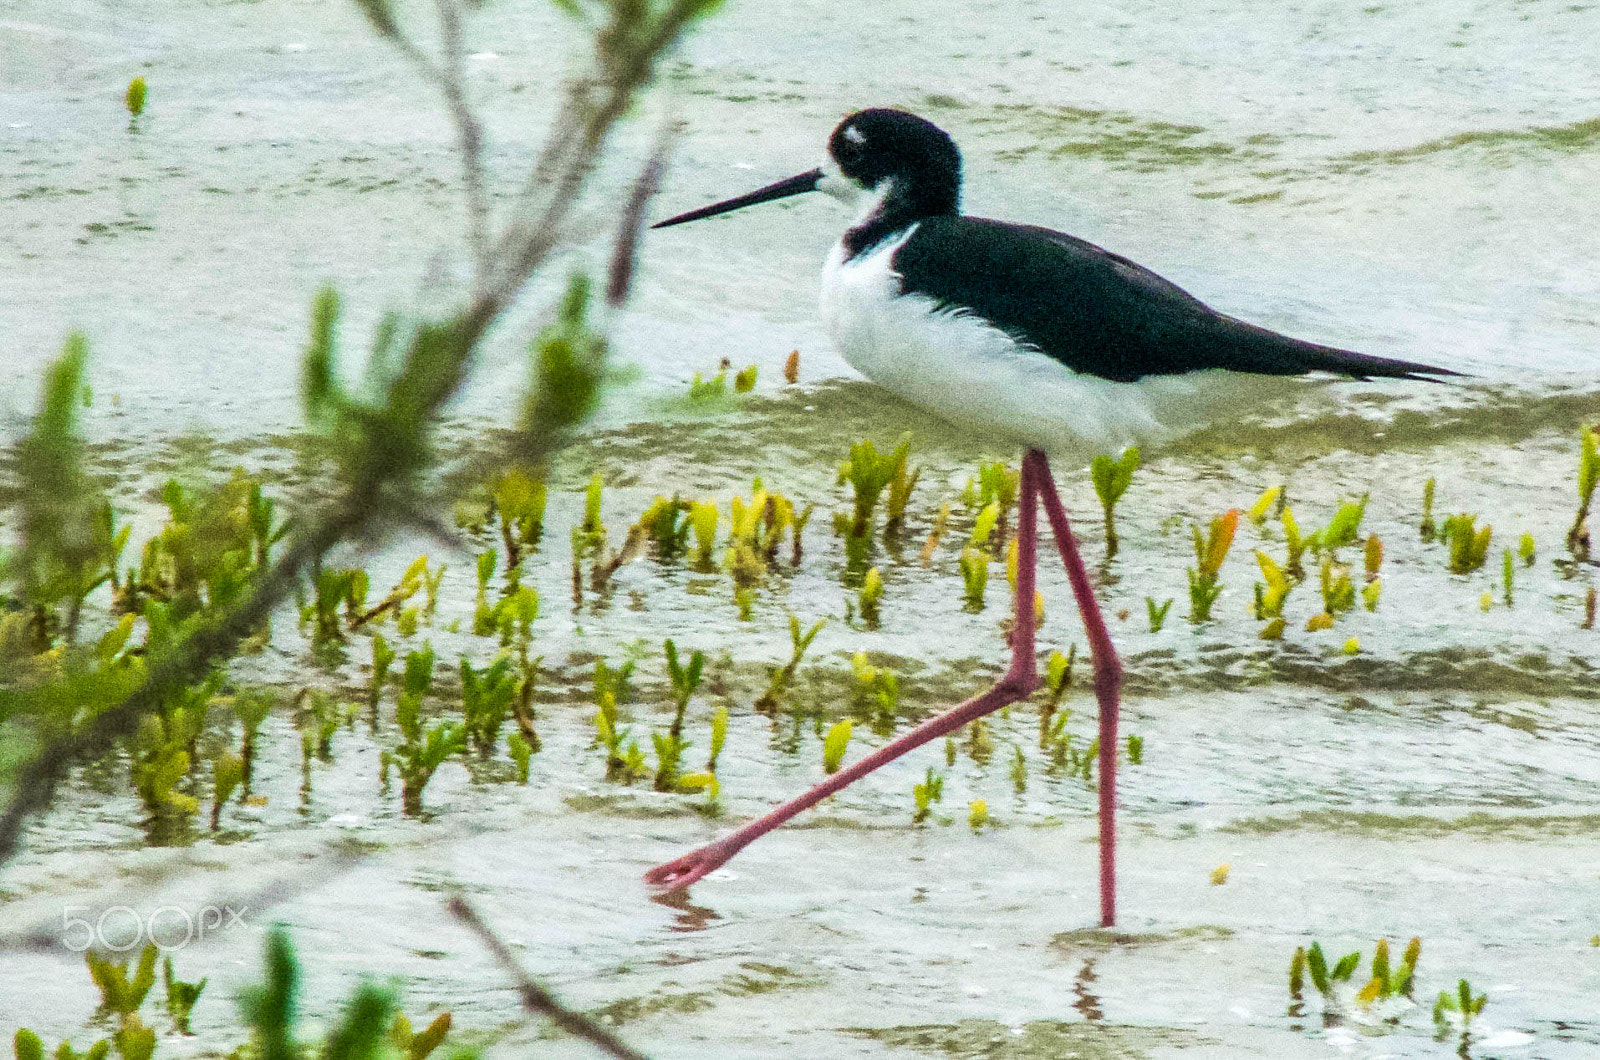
[1033,452,1124,928]
[644,450,1047,890]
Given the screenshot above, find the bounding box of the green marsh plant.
[1186,509,1239,623]
[1568,426,1597,561]
[652,638,705,791]
[821,718,853,774]
[754,614,826,712]
[1442,513,1492,574]
[1090,447,1140,560]
[911,767,944,824]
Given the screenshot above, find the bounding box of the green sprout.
[687,499,719,569]
[1187,509,1239,623]
[851,651,900,728]
[884,434,921,535]
[491,468,547,571]
[1502,547,1516,606]
[389,1013,452,1060]
[162,956,207,1035]
[1253,550,1292,627]
[1568,426,1597,560]
[687,362,728,401]
[385,644,465,814]
[959,546,989,610]
[1126,734,1143,764]
[1246,485,1282,527]
[706,704,728,773]
[86,943,158,1017]
[1281,505,1316,579]
[1302,940,1362,999]
[968,799,989,831]
[1420,477,1437,541]
[1317,494,1368,555]
[1310,556,1356,628]
[653,638,705,791]
[755,614,826,712]
[912,767,944,824]
[859,566,884,625]
[1145,596,1173,633]
[1519,531,1536,566]
[838,436,903,538]
[1090,447,1140,559]
[507,731,532,783]
[210,752,243,831]
[368,632,395,725]
[1433,978,1487,1028]
[1037,645,1075,743]
[460,655,515,757]
[733,363,758,392]
[233,691,271,801]
[125,77,147,118]
[822,719,853,774]
[582,472,605,537]
[1442,513,1492,574]
[1354,936,1420,1009]
[1011,745,1027,793]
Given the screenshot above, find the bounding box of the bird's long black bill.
[651,167,823,229]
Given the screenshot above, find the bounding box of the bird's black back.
[889,216,1458,384]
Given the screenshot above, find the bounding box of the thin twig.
[433,0,489,267]
[446,896,649,1060]
[607,119,675,308]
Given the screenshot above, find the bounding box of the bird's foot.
[644,838,737,890]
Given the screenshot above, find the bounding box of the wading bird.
[644,108,1456,925]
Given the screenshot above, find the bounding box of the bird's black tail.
[1212,315,1463,382]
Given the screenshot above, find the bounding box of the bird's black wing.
[890,216,1460,383]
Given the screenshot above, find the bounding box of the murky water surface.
[3,0,1599,1056]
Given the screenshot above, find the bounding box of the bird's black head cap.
[829,108,962,219]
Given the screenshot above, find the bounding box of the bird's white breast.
[818,228,1272,460]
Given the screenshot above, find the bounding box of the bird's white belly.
[818,231,1265,460]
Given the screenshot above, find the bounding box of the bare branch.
[607,119,675,308]
[447,896,649,1060]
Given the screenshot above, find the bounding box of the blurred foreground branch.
[448,896,649,1060]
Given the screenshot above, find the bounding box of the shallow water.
[4,0,1600,1056]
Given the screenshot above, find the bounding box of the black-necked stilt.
[643,108,1458,925]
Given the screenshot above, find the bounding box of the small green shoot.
[822,719,853,774]
[1354,936,1420,1009]
[1502,547,1515,606]
[755,614,825,711]
[959,546,989,609]
[1011,745,1027,793]
[884,434,921,535]
[210,753,243,831]
[507,731,532,783]
[1187,509,1239,623]
[839,436,903,538]
[1247,485,1282,526]
[1090,447,1140,559]
[859,566,884,624]
[1433,978,1486,1028]
[1568,427,1598,560]
[912,767,944,824]
[968,799,989,831]
[1519,531,1536,566]
[125,78,147,118]
[1145,596,1173,633]
[733,364,758,393]
[162,956,206,1035]
[1420,477,1437,541]
[1442,513,1492,574]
